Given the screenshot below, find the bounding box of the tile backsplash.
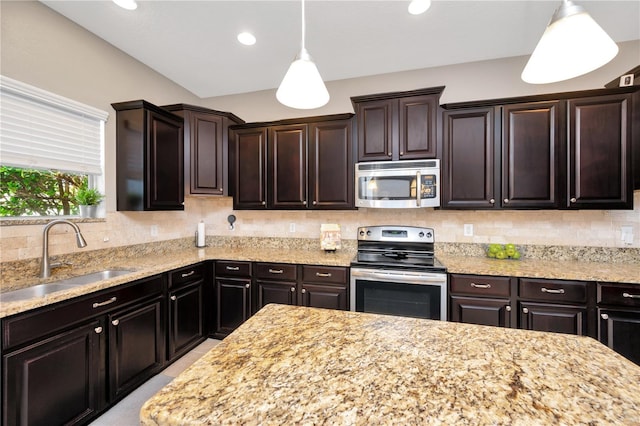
[1,191,639,263]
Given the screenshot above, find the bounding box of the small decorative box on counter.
[320,224,341,252]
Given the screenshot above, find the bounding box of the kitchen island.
[140,304,640,425]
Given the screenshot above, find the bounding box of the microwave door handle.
[416,171,421,207]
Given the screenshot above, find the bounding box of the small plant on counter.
[75,187,103,206]
[487,243,521,260]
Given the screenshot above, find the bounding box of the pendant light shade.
[276,0,329,109]
[521,0,618,84]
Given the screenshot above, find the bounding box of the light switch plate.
[464,224,473,237]
[621,226,633,245]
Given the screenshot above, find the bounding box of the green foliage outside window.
[0,166,88,217]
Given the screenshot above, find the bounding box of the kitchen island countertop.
[140,304,640,425]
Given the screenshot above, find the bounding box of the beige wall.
[1,1,639,264]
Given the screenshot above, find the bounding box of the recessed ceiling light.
[408,0,431,15]
[113,0,137,10]
[237,32,256,46]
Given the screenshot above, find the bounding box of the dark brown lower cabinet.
[215,277,251,338]
[256,280,297,309]
[300,284,347,310]
[450,296,512,327]
[108,296,165,401]
[518,302,587,335]
[2,319,104,426]
[598,309,640,366]
[168,281,204,361]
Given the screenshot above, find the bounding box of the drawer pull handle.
[269,269,284,274]
[94,327,103,334]
[226,266,240,271]
[181,270,196,278]
[470,283,491,289]
[111,319,119,326]
[93,296,117,308]
[170,295,177,301]
[623,292,640,299]
[601,313,609,320]
[316,272,332,278]
[541,288,565,294]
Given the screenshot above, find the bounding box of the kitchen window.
[0,76,108,218]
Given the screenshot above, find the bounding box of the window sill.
[0,216,106,227]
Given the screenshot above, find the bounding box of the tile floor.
[89,338,221,425]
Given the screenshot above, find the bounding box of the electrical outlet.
[289,223,296,233]
[621,226,634,245]
[464,224,473,237]
[150,225,158,237]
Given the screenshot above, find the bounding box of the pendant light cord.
[301,0,306,51]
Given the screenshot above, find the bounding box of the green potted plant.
[75,186,104,218]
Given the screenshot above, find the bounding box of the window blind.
[0,75,108,175]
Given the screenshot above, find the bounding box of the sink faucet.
[40,220,87,278]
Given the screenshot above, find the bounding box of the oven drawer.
[450,274,511,297]
[519,278,587,304]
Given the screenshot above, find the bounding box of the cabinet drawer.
[302,266,347,285]
[519,278,586,304]
[215,261,251,277]
[2,275,163,350]
[598,283,640,308]
[254,263,297,281]
[169,263,205,288]
[449,274,511,297]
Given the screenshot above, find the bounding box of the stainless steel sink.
[0,269,136,303]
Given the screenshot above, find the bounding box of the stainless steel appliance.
[355,159,440,209]
[350,225,447,320]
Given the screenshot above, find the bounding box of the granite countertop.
[140,304,640,425]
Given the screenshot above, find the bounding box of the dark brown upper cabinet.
[112,100,184,211]
[351,87,444,162]
[567,93,633,209]
[442,86,637,210]
[230,114,354,210]
[163,104,243,196]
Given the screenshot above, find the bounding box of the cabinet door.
[442,107,498,208]
[146,109,184,210]
[450,296,512,327]
[568,93,632,209]
[599,308,640,366]
[300,284,348,310]
[519,302,587,336]
[230,127,268,209]
[308,119,354,209]
[268,124,307,209]
[501,101,562,208]
[398,94,438,159]
[215,277,252,337]
[189,112,224,195]
[108,297,165,401]
[355,99,395,161]
[255,280,297,312]
[168,281,204,361]
[3,320,104,426]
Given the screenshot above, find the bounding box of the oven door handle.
[351,269,446,286]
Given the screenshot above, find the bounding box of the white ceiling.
[41,1,640,99]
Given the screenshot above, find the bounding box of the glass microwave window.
[358,176,414,200]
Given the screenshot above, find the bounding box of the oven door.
[350,268,447,320]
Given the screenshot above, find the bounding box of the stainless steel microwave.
[355,159,440,208]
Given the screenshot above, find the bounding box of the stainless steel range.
[350,225,447,320]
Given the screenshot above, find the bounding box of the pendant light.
[521,0,618,84]
[276,0,330,109]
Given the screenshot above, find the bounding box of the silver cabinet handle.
[316,272,332,278]
[261,201,266,205]
[503,198,509,203]
[245,283,250,288]
[506,306,511,312]
[93,296,116,308]
[489,198,495,204]
[269,269,284,274]
[623,292,640,299]
[601,313,609,320]
[470,282,491,289]
[290,287,296,292]
[541,287,565,294]
[170,295,177,301]
[313,201,317,205]
[181,270,195,278]
[94,327,103,334]
[111,319,119,326]
[387,152,392,157]
[226,266,240,271]
[522,307,529,314]
[302,288,307,294]
[570,197,577,203]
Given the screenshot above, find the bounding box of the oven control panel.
[357,226,434,243]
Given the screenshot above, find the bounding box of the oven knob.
[418,232,425,238]
[426,232,432,238]
[359,230,365,236]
